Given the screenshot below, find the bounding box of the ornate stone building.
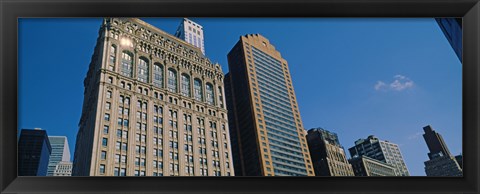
[72,18,234,176]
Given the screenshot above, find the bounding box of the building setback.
[47,136,71,176]
[72,18,234,176]
[348,155,396,176]
[348,135,409,176]
[422,125,462,176]
[18,128,52,176]
[225,34,314,176]
[174,18,205,55]
[306,128,354,176]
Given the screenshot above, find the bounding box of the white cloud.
[375,75,414,91]
[408,132,423,140]
[374,81,387,90]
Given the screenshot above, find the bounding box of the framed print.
[1,0,479,193]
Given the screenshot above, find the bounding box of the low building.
[349,155,396,176]
[53,161,73,176]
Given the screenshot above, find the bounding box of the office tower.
[435,18,462,62]
[423,125,451,159]
[73,18,234,177]
[348,135,409,176]
[53,161,73,176]
[225,34,314,176]
[422,125,462,176]
[306,128,354,176]
[348,155,396,176]
[47,136,71,176]
[18,128,52,176]
[174,18,205,55]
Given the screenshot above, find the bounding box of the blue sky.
[18,18,461,176]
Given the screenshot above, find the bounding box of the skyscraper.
[225,34,314,176]
[348,135,409,176]
[18,128,52,176]
[306,128,354,176]
[47,136,71,176]
[422,125,462,176]
[174,18,205,55]
[423,125,451,160]
[73,18,234,176]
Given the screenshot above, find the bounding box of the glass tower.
[18,128,52,176]
[47,136,71,176]
[225,34,314,176]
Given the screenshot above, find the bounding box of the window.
[116,129,122,138]
[103,125,109,134]
[137,58,149,83]
[206,83,214,105]
[116,141,121,150]
[194,79,203,101]
[121,51,133,77]
[153,63,163,88]
[102,138,108,147]
[106,91,112,98]
[120,168,126,176]
[101,151,106,160]
[168,69,177,92]
[104,114,110,121]
[108,45,117,68]
[181,74,191,97]
[217,87,224,108]
[99,165,105,174]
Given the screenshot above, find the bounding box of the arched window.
[181,74,191,97]
[121,51,133,77]
[206,83,214,105]
[137,57,149,83]
[168,69,177,93]
[109,45,116,71]
[217,86,224,108]
[153,63,163,88]
[194,79,203,101]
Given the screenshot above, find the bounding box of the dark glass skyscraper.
[435,18,462,62]
[423,125,451,159]
[18,128,52,176]
[422,125,462,176]
[225,34,314,176]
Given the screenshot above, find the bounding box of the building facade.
[53,161,73,176]
[174,18,205,55]
[225,34,314,176]
[47,136,71,176]
[72,18,234,176]
[348,135,409,176]
[422,125,462,176]
[306,128,354,176]
[18,128,52,176]
[348,155,396,176]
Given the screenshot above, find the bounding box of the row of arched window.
[110,45,223,107]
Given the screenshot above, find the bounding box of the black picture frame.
[1,0,479,193]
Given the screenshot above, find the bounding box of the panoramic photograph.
[18,17,462,177]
